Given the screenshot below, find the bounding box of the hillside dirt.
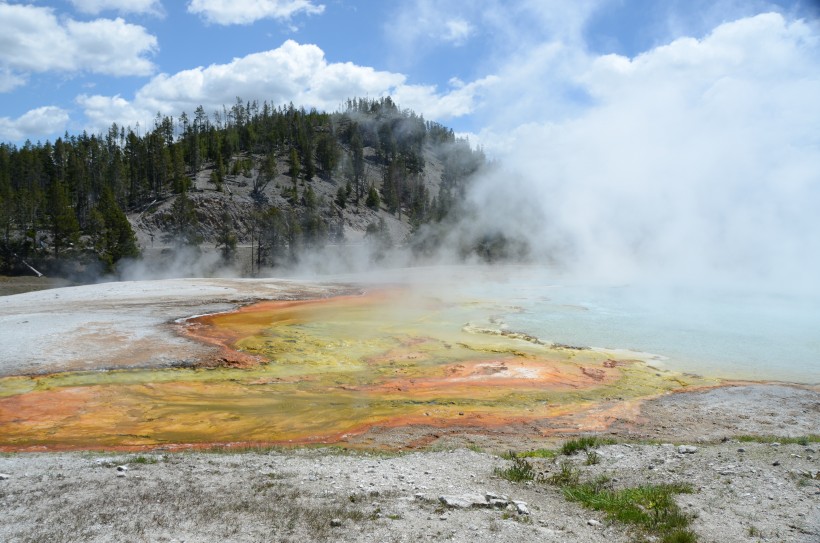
[127,146,423,277]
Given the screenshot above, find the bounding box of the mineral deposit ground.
[0,278,818,542]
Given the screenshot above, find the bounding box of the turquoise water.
[462,275,820,384]
[329,266,819,384]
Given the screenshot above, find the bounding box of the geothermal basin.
[0,269,816,451]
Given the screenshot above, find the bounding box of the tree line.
[0,96,486,276]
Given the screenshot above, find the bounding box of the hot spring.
[0,267,815,451]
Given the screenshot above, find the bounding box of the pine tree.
[164,188,201,247]
[215,207,237,262]
[366,185,381,210]
[47,181,80,258]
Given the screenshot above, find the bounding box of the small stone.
[588,519,601,527]
[737,448,746,453]
[514,501,530,515]
[485,492,508,501]
[0,473,10,480]
[677,445,698,454]
[330,518,343,527]
[772,460,781,466]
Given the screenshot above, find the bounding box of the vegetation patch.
[500,437,699,542]
[562,478,696,543]
[560,435,616,456]
[735,435,818,445]
[493,452,536,482]
[128,455,159,465]
[517,448,558,459]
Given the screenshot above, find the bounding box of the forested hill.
[0,97,491,278]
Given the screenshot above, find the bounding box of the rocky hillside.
[0,97,486,278]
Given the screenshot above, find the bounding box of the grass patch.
[545,460,580,487]
[585,450,601,465]
[735,435,819,445]
[499,439,700,542]
[562,479,696,543]
[128,455,159,465]
[560,436,616,456]
[493,452,536,482]
[517,448,558,459]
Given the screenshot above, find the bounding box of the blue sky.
[0,0,817,143]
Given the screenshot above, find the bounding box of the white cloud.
[393,75,498,120]
[187,0,324,25]
[442,18,474,45]
[68,0,163,16]
[468,12,820,287]
[77,40,491,133]
[0,3,157,85]
[385,1,480,61]
[0,106,70,142]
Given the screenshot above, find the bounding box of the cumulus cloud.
[0,106,70,142]
[0,3,157,85]
[68,0,164,16]
[77,40,493,133]
[187,0,324,25]
[467,12,820,287]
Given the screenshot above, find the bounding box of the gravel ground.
[1,436,817,543]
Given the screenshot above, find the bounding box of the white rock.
[0,473,10,480]
[677,445,698,454]
[439,494,489,508]
[116,465,128,472]
[588,519,602,527]
[514,501,530,515]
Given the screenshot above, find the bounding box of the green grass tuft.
[545,460,580,487]
[518,448,558,459]
[563,481,695,540]
[560,436,616,456]
[735,435,818,445]
[128,455,158,464]
[585,449,601,465]
[493,452,536,482]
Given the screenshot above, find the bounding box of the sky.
[0,0,816,143]
[1,0,819,287]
